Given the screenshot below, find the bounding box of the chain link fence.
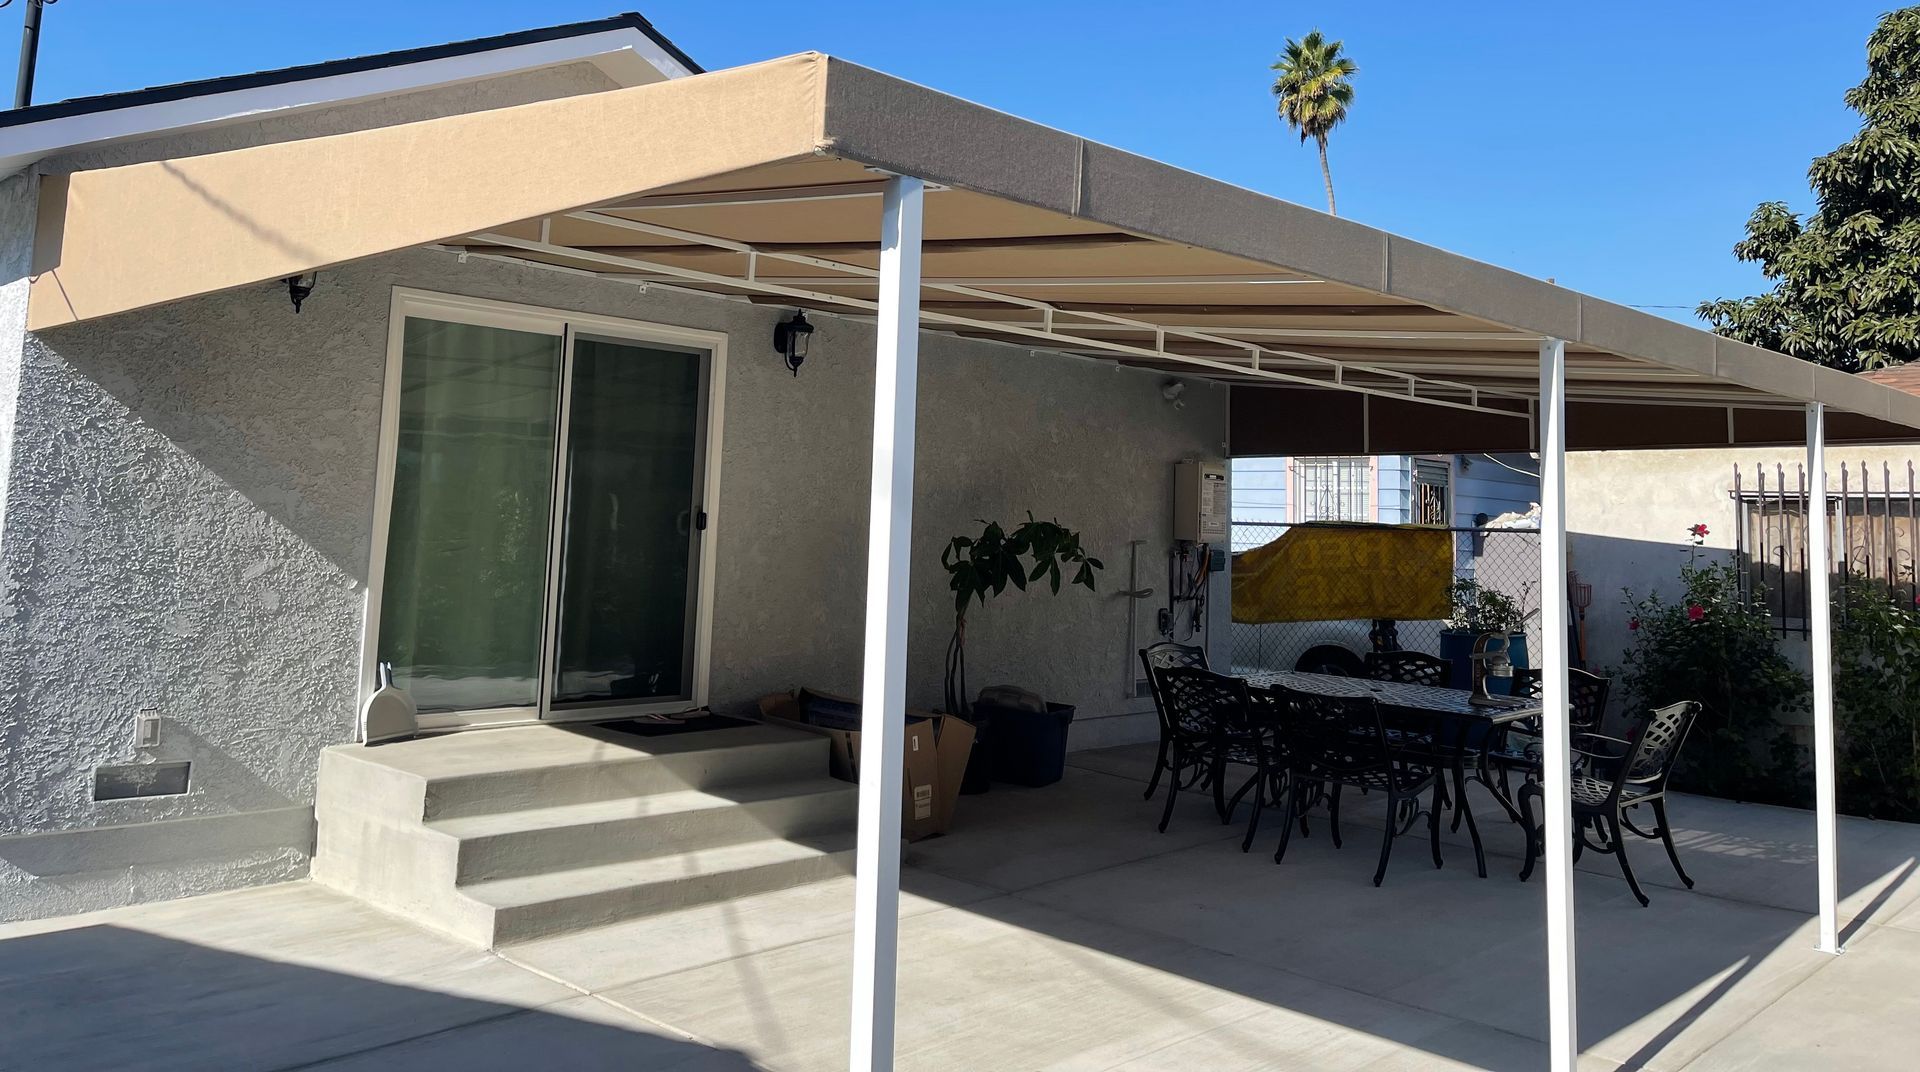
[1229,521,1543,677]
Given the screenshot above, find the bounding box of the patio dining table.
[1239,669,1543,878]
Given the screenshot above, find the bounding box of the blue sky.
[20,2,1894,323]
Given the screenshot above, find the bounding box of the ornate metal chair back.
[1275,686,1387,777]
[1363,650,1450,688]
[1140,642,1208,734]
[1568,668,1611,734]
[1157,666,1254,739]
[1623,700,1701,786]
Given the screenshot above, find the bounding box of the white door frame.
[358,287,728,733]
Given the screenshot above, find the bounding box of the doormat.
[587,712,756,739]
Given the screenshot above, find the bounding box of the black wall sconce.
[773,310,813,376]
[285,272,318,313]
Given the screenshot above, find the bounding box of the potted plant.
[940,515,1102,791]
[939,514,1102,715]
[1440,578,1531,691]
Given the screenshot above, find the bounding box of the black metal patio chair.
[1363,650,1452,688]
[1484,667,1610,795]
[1149,666,1270,836]
[1269,685,1443,886]
[1519,700,1701,905]
[1139,642,1209,802]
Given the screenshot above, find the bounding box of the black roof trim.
[0,12,702,130]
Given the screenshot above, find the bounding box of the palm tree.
[1271,31,1357,216]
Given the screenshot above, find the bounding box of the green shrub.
[1618,556,1808,804]
[1833,575,1920,820]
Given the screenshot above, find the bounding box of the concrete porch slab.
[8,742,1920,1071]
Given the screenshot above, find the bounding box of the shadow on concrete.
[902,747,1920,1070]
[0,925,759,1071]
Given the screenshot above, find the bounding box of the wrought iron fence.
[1228,521,1544,675]
[1732,461,1920,636]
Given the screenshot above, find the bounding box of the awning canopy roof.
[27,52,1920,451]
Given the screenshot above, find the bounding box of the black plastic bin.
[979,701,1076,787]
[959,707,995,795]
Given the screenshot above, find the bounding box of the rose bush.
[1618,554,1808,804]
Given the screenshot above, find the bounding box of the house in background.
[1230,453,1538,536]
[1225,454,1541,677]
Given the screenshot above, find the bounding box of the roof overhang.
[0,14,696,175]
[24,52,1920,452]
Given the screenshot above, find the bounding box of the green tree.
[1271,30,1357,216]
[1699,7,1920,371]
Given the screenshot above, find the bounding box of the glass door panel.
[549,336,707,709]
[377,317,562,714]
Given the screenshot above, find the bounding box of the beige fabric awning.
[27,51,1920,451]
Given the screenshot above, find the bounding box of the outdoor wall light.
[285,272,318,313]
[773,310,813,376]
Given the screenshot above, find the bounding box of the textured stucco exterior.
[0,235,1223,920]
[0,61,692,918]
[1569,444,1920,717]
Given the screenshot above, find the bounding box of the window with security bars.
[1413,457,1451,526]
[1292,456,1372,522]
[1732,461,1920,635]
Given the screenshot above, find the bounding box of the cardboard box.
[757,689,975,841]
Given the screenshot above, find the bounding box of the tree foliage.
[1699,7,1920,371]
[1270,30,1357,216]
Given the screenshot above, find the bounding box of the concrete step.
[419,724,831,820]
[431,778,859,882]
[466,832,859,944]
[312,719,859,947]
[316,721,831,823]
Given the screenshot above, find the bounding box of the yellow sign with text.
[1232,522,1453,624]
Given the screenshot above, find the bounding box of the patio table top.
[1240,669,1543,725]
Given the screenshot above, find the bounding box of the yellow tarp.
[1232,522,1452,624]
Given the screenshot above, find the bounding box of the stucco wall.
[0,54,663,922]
[0,243,1223,920]
[1568,445,1920,712]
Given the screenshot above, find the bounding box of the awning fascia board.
[25,53,829,330]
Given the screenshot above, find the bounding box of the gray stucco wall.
[0,242,1223,920]
[0,52,662,921]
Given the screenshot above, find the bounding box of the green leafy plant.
[940,515,1102,715]
[1618,556,1808,804]
[1446,578,1525,634]
[1833,574,1920,820]
[1698,8,1920,370]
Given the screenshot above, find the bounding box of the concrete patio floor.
[6,742,1920,1071]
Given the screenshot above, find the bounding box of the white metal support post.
[1807,402,1842,954]
[1538,337,1580,1072]
[848,175,924,1072]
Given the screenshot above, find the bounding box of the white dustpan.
[362,662,417,744]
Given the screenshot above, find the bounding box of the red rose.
[1690,524,1710,537]
[1628,617,1641,631]
[1686,604,1706,621]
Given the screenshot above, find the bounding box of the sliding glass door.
[547,336,708,712]
[372,295,717,727]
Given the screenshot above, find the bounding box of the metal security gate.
[1733,460,1920,636]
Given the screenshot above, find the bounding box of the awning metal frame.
[468,209,1546,419]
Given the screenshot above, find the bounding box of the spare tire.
[1294,644,1364,677]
